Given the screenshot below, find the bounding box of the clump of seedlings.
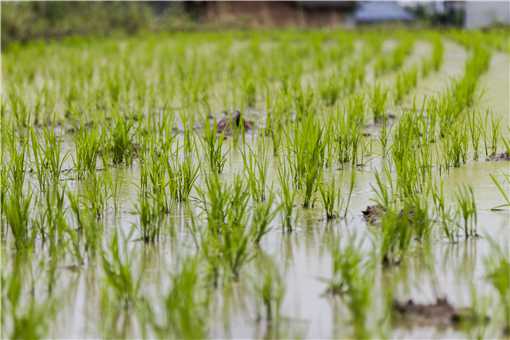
[371,84,389,122]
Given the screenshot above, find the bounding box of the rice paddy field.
[1,29,510,339]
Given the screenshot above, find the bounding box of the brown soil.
[216,110,253,135]
[486,151,510,161]
[362,204,385,225]
[393,298,488,328]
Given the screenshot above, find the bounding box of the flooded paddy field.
[1,29,509,339]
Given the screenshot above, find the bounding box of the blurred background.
[2,1,509,47]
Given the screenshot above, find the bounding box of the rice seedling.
[251,192,279,245]
[394,66,418,105]
[202,118,228,174]
[319,176,340,220]
[276,157,296,232]
[242,142,269,202]
[73,125,102,179]
[490,173,510,210]
[431,179,457,242]
[288,114,325,208]
[108,117,136,166]
[454,184,478,238]
[370,84,389,122]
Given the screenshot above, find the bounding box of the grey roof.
[355,1,414,23]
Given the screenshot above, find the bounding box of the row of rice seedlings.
[373,35,414,76]
[420,34,444,77]
[394,66,418,105]
[370,84,389,122]
[276,157,296,232]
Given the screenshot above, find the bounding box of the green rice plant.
[489,114,501,157]
[319,176,340,220]
[335,96,364,166]
[484,238,510,334]
[490,173,510,210]
[136,163,161,243]
[467,110,482,160]
[73,125,102,179]
[276,157,296,232]
[241,142,269,202]
[341,167,357,219]
[370,84,388,122]
[373,37,414,76]
[394,66,418,105]
[68,190,103,257]
[81,170,112,220]
[288,114,325,208]
[431,35,444,71]
[168,154,200,203]
[251,192,279,245]
[294,87,314,121]
[431,179,457,242]
[380,208,413,265]
[31,128,68,185]
[202,118,227,174]
[371,165,395,211]
[108,117,135,166]
[3,140,33,250]
[319,74,342,106]
[3,186,32,250]
[454,184,478,238]
[442,122,469,168]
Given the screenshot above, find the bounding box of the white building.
[464,1,510,29]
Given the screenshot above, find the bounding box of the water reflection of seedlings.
[325,236,373,339]
[3,256,57,339]
[150,257,210,339]
[484,238,510,336]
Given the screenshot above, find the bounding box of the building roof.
[355,1,414,23]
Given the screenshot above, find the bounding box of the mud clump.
[393,298,489,328]
[362,205,385,225]
[216,110,253,135]
[486,151,510,162]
